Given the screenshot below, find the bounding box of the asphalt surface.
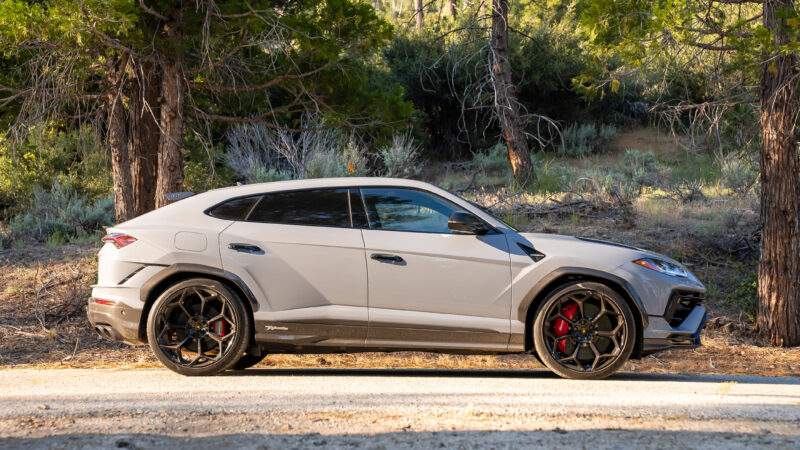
[1,368,799,448]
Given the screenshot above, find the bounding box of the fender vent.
[517,243,546,262]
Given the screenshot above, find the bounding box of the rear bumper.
[642,305,707,355]
[87,300,144,345]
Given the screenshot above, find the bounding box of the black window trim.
[204,185,501,234]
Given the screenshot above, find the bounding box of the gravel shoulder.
[1,368,799,448]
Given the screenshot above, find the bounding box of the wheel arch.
[520,268,646,360]
[137,263,258,342]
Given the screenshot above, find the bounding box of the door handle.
[228,243,263,254]
[370,253,405,264]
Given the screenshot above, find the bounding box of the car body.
[88,177,707,378]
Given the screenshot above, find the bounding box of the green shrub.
[379,132,421,178]
[667,152,719,184]
[557,123,616,157]
[473,143,510,174]
[598,124,617,141]
[718,152,757,196]
[0,124,111,214]
[9,179,114,243]
[725,266,758,322]
[306,138,369,179]
[530,154,574,194]
[620,149,660,188]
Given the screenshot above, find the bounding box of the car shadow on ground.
[1,429,795,449]
[228,367,800,385]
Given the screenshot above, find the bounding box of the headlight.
[633,257,688,278]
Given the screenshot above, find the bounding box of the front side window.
[247,188,351,228]
[360,188,465,234]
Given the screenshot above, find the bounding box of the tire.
[231,353,268,370]
[146,278,252,376]
[532,281,636,380]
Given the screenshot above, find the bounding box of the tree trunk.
[129,60,162,216]
[155,57,185,209]
[490,0,533,185]
[106,54,135,223]
[756,0,800,346]
[449,0,457,17]
[415,0,424,31]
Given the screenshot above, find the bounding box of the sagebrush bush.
[379,132,421,178]
[557,123,616,157]
[718,152,757,196]
[473,143,510,173]
[306,137,369,179]
[9,179,114,243]
[621,149,660,188]
[224,120,369,182]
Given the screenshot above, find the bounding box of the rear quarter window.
[207,196,261,220]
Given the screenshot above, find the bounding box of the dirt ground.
[1,227,798,376]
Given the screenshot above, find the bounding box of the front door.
[357,187,512,351]
[219,188,368,348]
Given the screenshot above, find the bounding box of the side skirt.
[253,321,519,355]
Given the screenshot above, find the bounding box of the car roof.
[207,177,439,197]
[115,176,512,232]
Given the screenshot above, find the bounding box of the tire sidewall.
[532,281,636,380]
[146,278,252,376]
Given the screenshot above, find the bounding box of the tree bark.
[155,58,185,209]
[756,0,800,346]
[449,0,457,17]
[415,0,424,31]
[129,60,162,216]
[490,0,533,185]
[106,54,135,223]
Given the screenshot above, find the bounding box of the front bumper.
[642,305,707,355]
[87,300,144,345]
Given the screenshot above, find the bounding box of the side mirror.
[448,211,490,235]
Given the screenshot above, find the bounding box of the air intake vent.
[666,290,704,327]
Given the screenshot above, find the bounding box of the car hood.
[517,232,685,270]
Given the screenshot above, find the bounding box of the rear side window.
[247,188,351,227]
[207,196,260,220]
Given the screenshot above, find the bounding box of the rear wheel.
[533,281,635,380]
[146,278,251,376]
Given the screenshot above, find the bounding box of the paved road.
[1,368,799,448]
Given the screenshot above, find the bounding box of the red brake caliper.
[553,302,577,353]
[212,320,227,337]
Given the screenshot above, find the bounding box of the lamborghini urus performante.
[89,178,707,379]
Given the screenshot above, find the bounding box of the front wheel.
[533,281,636,380]
[146,278,252,376]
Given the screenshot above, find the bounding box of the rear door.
[357,187,512,351]
[218,188,368,348]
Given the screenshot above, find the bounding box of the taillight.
[102,233,137,248]
[93,298,117,306]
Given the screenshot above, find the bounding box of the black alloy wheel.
[533,281,636,380]
[146,278,251,376]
